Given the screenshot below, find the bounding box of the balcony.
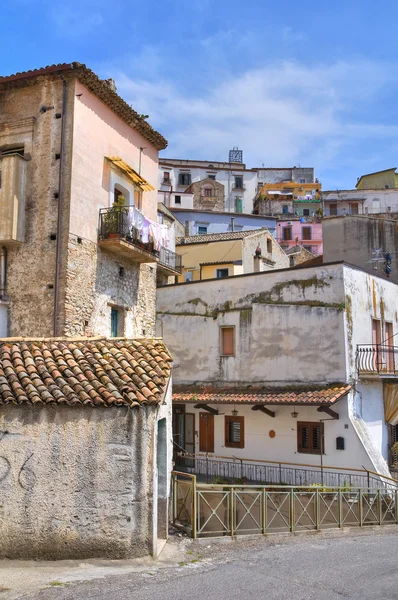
[158,246,182,275]
[356,344,398,377]
[98,207,159,263]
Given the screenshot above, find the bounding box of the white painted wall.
[323,189,398,215]
[182,396,374,471]
[0,303,7,337]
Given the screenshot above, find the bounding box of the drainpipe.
[53,77,68,336]
[0,247,6,299]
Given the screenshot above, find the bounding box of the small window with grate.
[297,421,323,454]
[225,416,244,448]
[336,436,345,450]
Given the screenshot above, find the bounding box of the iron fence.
[356,344,398,375]
[172,472,398,538]
[175,453,397,490]
[98,207,159,258]
[158,246,182,273]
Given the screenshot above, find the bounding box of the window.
[178,173,191,186]
[372,198,381,213]
[303,209,310,217]
[282,226,292,241]
[234,176,243,189]
[329,203,337,216]
[297,422,323,454]
[220,326,235,356]
[302,226,312,241]
[208,174,216,180]
[174,195,181,204]
[267,238,272,254]
[300,178,306,183]
[364,207,368,214]
[217,268,229,279]
[225,416,244,448]
[282,205,289,214]
[163,171,170,182]
[184,271,193,282]
[198,226,208,235]
[203,187,213,197]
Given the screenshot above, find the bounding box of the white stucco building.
[322,188,398,216]
[159,152,315,215]
[157,262,398,482]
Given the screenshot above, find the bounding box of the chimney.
[103,78,117,93]
[254,247,262,273]
[231,217,235,231]
[289,255,296,267]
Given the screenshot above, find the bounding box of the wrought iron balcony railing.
[158,246,182,273]
[98,206,159,259]
[356,344,398,375]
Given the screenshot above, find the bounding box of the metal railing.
[158,246,182,273]
[356,344,398,375]
[98,207,159,258]
[172,472,398,538]
[175,453,397,489]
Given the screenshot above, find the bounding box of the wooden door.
[199,413,214,453]
[372,319,381,371]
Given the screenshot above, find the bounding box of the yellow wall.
[177,240,243,282]
[356,169,398,190]
[259,181,321,199]
[200,263,243,280]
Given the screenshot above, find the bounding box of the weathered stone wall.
[0,76,75,337]
[64,235,157,337]
[189,178,225,212]
[0,404,158,559]
[242,231,289,273]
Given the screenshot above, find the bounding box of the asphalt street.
[21,529,398,600]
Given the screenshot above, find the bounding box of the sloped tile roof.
[0,63,167,150]
[0,338,172,408]
[176,229,268,245]
[173,384,351,405]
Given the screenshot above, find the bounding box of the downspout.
[53,77,68,336]
[0,247,6,299]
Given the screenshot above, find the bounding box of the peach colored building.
[276,218,323,255]
[0,63,180,338]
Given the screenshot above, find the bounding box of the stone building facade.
[0,63,170,339]
[187,177,225,212]
[0,338,173,560]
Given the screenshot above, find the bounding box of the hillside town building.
[175,230,289,283]
[0,63,180,339]
[157,262,398,480]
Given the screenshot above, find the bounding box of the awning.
[106,156,155,191]
[384,384,398,425]
[267,190,293,196]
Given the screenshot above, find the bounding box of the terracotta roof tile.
[173,384,351,406]
[176,229,268,246]
[0,338,172,409]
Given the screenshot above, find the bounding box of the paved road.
[26,530,398,600]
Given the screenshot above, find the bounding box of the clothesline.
[126,206,170,250]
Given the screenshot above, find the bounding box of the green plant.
[102,195,128,237]
[213,475,229,485]
[315,207,324,217]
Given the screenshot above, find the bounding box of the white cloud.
[111,58,396,186]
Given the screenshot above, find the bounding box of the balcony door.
[172,406,195,468]
[199,413,214,453]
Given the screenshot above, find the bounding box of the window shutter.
[221,327,234,355]
[312,424,321,451]
[225,416,244,448]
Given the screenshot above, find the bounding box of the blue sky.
[2,0,398,189]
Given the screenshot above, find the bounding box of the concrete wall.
[242,231,289,273]
[323,216,398,285]
[181,397,374,471]
[157,263,347,385]
[0,403,169,559]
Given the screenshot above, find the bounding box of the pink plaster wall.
[276,220,323,254]
[70,80,159,242]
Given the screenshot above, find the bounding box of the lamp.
[291,406,298,418]
[232,405,238,416]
